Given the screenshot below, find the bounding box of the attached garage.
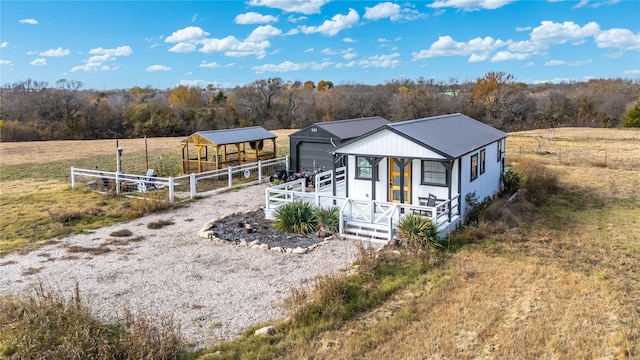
[289,117,390,172]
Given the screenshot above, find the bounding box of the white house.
[265,113,507,241]
[330,113,507,222]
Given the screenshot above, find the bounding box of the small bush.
[396,214,440,250]
[516,159,558,206]
[354,242,380,278]
[274,201,318,234]
[315,207,340,233]
[465,192,491,225]
[501,168,521,196]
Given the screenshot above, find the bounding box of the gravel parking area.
[0,183,360,348]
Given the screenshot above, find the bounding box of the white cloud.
[165,26,210,43]
[300,8,359,36]
[30,58,47,66]
[71,46,132,72]
[427,0,515,11]
[337,53,400,68]
[39,47,70,57]
[516,26,531,32]
[0,60,12,65]
[235,12,277,24]
[321,48,338,55]
[490,51,530,62]
[343,37,356,43]
[249,0,330,14]
[146,65,171,72]
[19,18,38,25]
[252,60,333,74]
[344,49,358,60]
[199,61,221,68]
[169,43,197,53]
[412,35,508,60]
[199,36,271,58]
[284,28,299,36]
[364,2,401,20]
[246,25,282,42]
[524,61,535,67]
[468,54,488,62]
[1,42,7,48]
[623,69,640,75]
[595,28,640,50]
[304,48,314,52]
[530,21,600,46]
[573,0,620,9]
[364,2,424,21]
[287,15,308,23]
[544,59,593,66]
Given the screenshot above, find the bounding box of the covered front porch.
[264,167,461,243]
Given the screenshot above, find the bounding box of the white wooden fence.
[71,156,288,203]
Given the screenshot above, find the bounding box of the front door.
[389,158,411,203]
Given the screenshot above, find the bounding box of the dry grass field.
[1,127,639,358]
[0,130,295,254]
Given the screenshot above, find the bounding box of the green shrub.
[501,168,521,196]
[315,207,340,233]
[274,201,318,234]
[396,214,440,250]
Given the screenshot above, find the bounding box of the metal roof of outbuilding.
[187,126,276,146]
[290,116,391,140]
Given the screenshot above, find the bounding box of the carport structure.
[181,126,277,173]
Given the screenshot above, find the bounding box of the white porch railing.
[264,167,460,243]
[71,156,287,203]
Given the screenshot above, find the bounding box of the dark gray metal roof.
[291,117,390,140]
[386,113,507,158]
[192,126,276,146]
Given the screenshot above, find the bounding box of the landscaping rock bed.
[198,209,329,253]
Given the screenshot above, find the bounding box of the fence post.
[285,155,289,172]
[169,177,175,203]
[258,160,263,183]
[115,172,120,195]
[228,167,233,188]
[70,167,76,188]
[190,173,196,199]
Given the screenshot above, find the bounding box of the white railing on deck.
[72,156,287,203]
[265,174,460,242]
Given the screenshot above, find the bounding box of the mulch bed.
[204,209,326,249]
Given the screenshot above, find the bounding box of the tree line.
[1,73,639,142]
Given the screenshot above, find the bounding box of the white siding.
[410,159,460,204]
[337,130,445,159]
[346,155,388,201]
[459,140,503,217]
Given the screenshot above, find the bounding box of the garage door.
[297,141,334,172]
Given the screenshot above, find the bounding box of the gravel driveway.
[0,183,360,348]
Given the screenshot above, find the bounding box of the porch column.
[366,157,383,200]
[444,159,454,222]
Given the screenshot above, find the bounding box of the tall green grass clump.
[315,206,340,233]
[274,201,318,234]
[0,284,186,359]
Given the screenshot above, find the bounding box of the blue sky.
[1,0,639,90]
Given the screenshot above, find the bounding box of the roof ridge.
[316,116,387,126]
[389,113,462,127]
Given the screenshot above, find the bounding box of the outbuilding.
[181,126,277,173]
[288,117,390,172]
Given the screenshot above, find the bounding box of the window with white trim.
[480,149,486,175]
[497,140,503,162]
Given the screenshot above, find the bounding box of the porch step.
[342,220,392,242]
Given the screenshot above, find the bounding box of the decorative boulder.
[254,326,275,336]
